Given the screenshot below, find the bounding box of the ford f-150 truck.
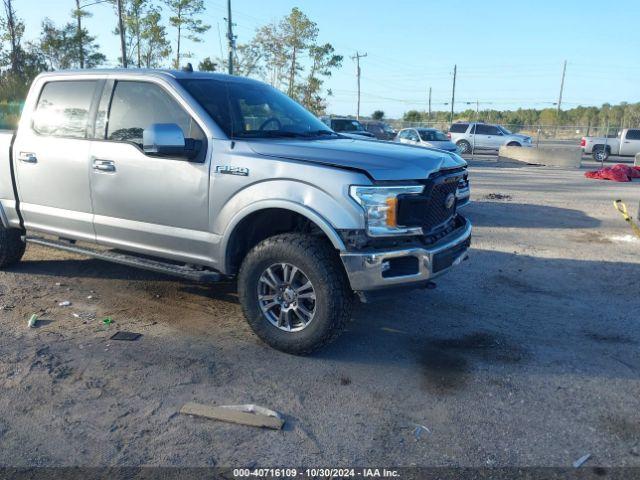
[580,128,640,161]
[0,69,471,354]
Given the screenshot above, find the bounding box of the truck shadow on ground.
[463,201,601,229]
[8,242,639,397]
[8,257,178,282]
[8,256,239,303]
[318,248,640,394]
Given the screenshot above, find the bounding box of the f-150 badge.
[215,165,249,176]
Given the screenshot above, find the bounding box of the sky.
[18,0,640,118]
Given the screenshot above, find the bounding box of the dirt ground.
[0,159,639,469]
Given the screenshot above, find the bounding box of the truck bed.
[581,136,620,154]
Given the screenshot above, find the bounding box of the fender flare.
[593,144,612,152]
[220,200,347,274]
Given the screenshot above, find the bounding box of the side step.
[26,236,222,283]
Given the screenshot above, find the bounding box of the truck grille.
[396,170,464,235]
[423,182,458,229]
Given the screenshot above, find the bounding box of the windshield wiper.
[234,130,307,139]
[304,129,338,137]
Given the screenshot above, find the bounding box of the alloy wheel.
[257,263,317,332]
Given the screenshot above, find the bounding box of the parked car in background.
[320,116,376,138]
[361,120,396,140]
[397,128,459,153]
[448,122,532,154]
[581,128,640,161]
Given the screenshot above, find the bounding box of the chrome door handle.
[18,152,37,163]
[93,159,116,172]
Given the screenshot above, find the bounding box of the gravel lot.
[0,160,639,469]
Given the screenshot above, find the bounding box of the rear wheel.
[0,225,26,268]
[238,233,353,355]
[456,140,471,154]
[593,146,609,162]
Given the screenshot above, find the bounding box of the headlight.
[349,185,424,237]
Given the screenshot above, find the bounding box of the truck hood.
[246,138,466,181]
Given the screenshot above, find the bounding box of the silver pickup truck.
[0,69,471,354]
[580,128,640,161]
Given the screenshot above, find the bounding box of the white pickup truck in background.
[581,128,640,161]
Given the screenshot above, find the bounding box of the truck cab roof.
[35,68,260,85]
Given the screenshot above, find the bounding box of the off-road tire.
[456,140,471,154]
[0,226,26,268]
[238,233,353,355]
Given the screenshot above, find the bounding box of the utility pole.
[226,0,235,75]
[428,86,432,121]
[116,0,127,68]
[351,51,367,120]
[556,60,567,118]
[554,60,567,136]
[74,0,84,68]
[450,65,457,124]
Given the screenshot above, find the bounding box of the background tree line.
[0,0,341,117]
[402,102,640,130]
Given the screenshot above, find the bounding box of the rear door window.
[32,80,97,138]
[475,124,495,135]
[107,81,204,147]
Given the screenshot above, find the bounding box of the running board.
[26,236,221,283]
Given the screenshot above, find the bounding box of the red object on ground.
[585,164,640,182]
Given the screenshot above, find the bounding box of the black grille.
[424,182,458,229]
[397,172,463,234]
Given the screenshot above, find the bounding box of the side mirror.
[143,123,199,160]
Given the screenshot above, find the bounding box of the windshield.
[418,129,449,142]
[179,78,336,139]
[331,119,365,132]
[498,125,512,135]
[382,124,395,134]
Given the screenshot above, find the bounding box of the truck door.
[619,129,640,156]
[13,79,100,241]
[88,79,213,265]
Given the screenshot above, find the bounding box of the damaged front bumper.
[340,216,472,292]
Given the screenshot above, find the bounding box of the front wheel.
[0,225,26,268]
[507,141,521,147]
[238,233,353,355]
